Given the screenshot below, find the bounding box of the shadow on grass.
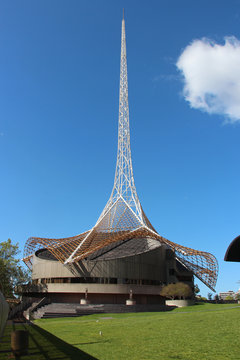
[72,341,109,346]
[194,302,205,306]
[26,323,98,359]
[1,322,98,360]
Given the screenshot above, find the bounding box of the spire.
[98,13,150,225]
[63,15,155,264]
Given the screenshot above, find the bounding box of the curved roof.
[224,235,240,262]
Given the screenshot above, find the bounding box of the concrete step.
[42,312,80,318]
[32,302,168,319]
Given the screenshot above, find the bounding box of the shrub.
[160,282,192,300]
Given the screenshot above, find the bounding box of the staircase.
[33,303,95,319]
[9,297,38,320]
[31,303,169,319]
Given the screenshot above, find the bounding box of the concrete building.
[218,291,235,300]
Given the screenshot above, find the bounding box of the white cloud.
[176,36,240,123]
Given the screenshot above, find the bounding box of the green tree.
[0,239,30,298]
[208,292,213,300]
[194,284,200,297]
[235,293,240,300]
[225,295,234,300]
[160,282,192,300]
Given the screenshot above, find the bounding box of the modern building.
[22,15,218,305]
[218,291,235,300]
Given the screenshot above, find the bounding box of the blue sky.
[1,0,240,297]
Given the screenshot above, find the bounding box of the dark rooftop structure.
[224,235,240,262]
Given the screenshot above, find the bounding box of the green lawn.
[0,321,95,359]
[36,303,240,360]
[1,303,240,360]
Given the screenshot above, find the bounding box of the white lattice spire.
[98,15,146,224]
[64,14,154,264]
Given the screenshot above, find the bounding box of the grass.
[1,303,240,359]
[0,321,96,359]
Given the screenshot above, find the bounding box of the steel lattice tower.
[23,14,218,291]
[99,16,151,226]
[102,16,142,219]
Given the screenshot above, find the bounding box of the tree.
[160,283,176,300]
[194,284,200,297]
[208,292,212,300]
[0,239,30,298]
[225,295,234,300]
[160,282,192,300]
[235,293,240,300]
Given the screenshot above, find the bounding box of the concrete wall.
[41,283,164,304]
[46,282,162,295]
[32,244,168,282]
[45,292,164,305]
[165,299,195,307]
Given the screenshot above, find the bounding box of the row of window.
[35,277,164,286]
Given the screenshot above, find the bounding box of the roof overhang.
[224,235,240,262]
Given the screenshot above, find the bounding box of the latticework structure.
[23,15,218,292]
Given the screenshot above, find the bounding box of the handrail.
[23,297,50,320]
